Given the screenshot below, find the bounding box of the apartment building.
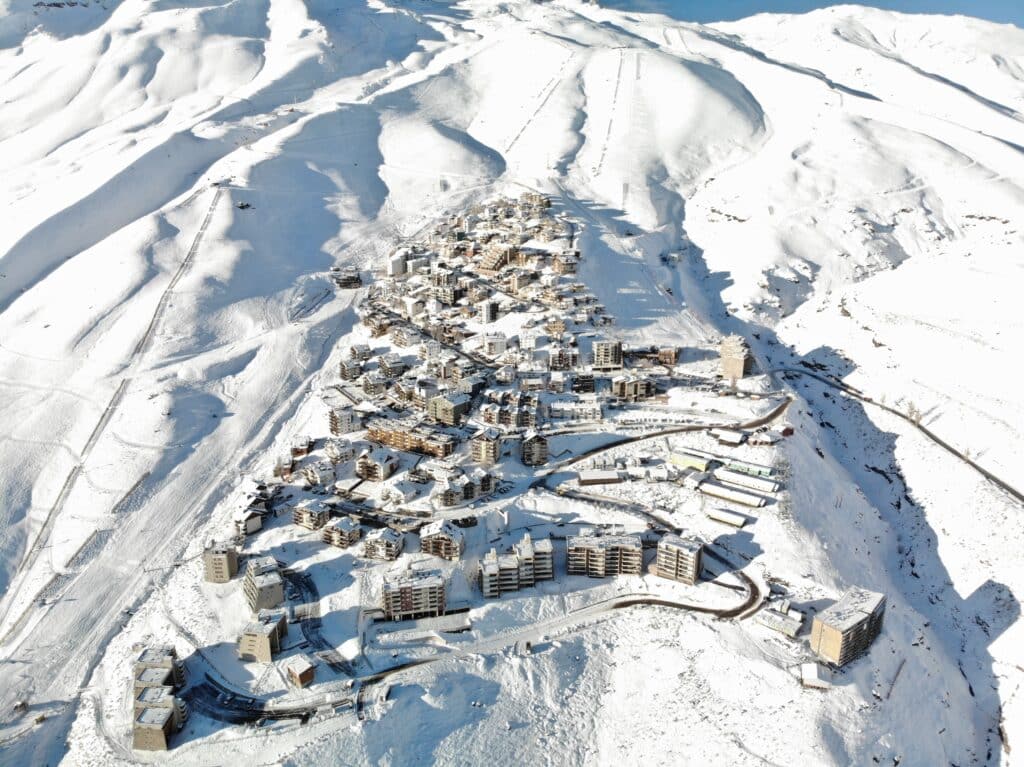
[356,448,399,481]
[366,418,455,458]
[480,535,554,598]
[419,520,465,561]
[428,392,472,426]
[567,530,642,577]
[238,609,289,663]
[471,428,501,465]
[810,587,886,667]
[382,569,447,621]
[329,405,361,435]
[292,501,330,531]
[131,646,187,752]
[520,431,549,467]
[610,375,655,401]
[655,534,704,585]
[719,334,753,382]
[243,555,284,613]
[592,340,623,371]
[363,527,405,560]
[322,517,361,548]
[202,543,238,584]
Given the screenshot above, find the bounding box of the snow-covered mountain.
[0,1,1022,764]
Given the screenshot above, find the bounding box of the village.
[124,194,886,752]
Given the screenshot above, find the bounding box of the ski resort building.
[592,340,623,371]
[419,520,465,561]
[567,530,643,578]
[382,569,447,621]
[292,501,330,530]
[520,431,549,466]
[285,653,316,688]
[655,534,704,585]
[471,428,501,465]
[428,392,472,426]
[366,418,456,458]
[131,646,187,752]
[202,542,238,584]
[329,405,361,435]
[719,335,753,382]
[238,609,289,663]
[810,587,887,666]
[356,448,399,481]
[363,527,405,560]
[243,556,284,613]
[322,518,361,548]
[479,534,555,598]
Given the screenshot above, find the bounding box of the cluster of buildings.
[130,646,188,751]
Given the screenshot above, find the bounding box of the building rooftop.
[567,533,640,550]
[136,686,175,705]
[137,646,176,665]
[816,587,886,632]
[136,667,172,685]
[383,568,446,592]
[136,707,173,728]
[420,519,465,544]
[659,533,704,554]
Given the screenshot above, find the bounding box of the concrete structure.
[592,340,623,371]
[366,418,455,458]
[810,587,886,666]
[356,448,399,481]
[481,534,555,598]
[611,374,654,401]
[363,527,405,560]
[719,334,753,382]
[322,517,361,548]
[567,530,642,577]
[419,520,465,561]
[382,569,447,621]
[329,405,361,435]
[428,392,472,426]
[471,428,501,465]
[243,555,284,613]
[238,610,288,663]
[285,653,317,688]
[131,646,186,751]
[292,502,330,530]
[133,706,175,751]
[655,534,704,585]
[520,431,548,467]
[202,543,238,584]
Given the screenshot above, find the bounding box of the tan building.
[520,431,548,467]
[329,405,361,435]
[419,520,465,561]
[428,392,472,426]
[243,555,284,613]
[202,543,238,584]
[292,502,330,530]
[322,518,361,548]
[610,375,654,401]
[285,653,317,688]
[471,428,501,465]
[719,335,753,382]
[363,527,405,560]
[655,534,704,585]
[133,707,176,751]
[238,609,289,663]
[567,530,642,578]
[382,569,447,621]
[810,587,886,667]
[132,646,187,751]
[592,340,623,371]
[366,418,455,458]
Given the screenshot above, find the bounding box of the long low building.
[698,481,767,508]
[712,467,780,494]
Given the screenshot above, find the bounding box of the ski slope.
[0,0,1022,764]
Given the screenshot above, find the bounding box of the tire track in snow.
[505,50,577,155]
[594,49,626,176]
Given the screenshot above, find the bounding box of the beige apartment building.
[567,530,642,578]
[243,555,285,613]
[655,534,704,585]
[238,609,289,663]
[202,543,238,584]
[810,587,886,667]
[382,569,447,621]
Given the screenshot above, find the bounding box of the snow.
[0,0,1021,765]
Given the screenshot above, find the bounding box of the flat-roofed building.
[567,530,642,578]
[520,431,548,467]
[202,543,238,584]
[292,501,330,531]
[363,527,405,560]
[133,685,187,731]
[238,609,289,663]
[322,517,361,548]
[366,418,455,458]
[133,706,175,751]
[243,556,284,613]
[592,340,623,371]
[610,375,655,401]
[428,392,472,426]
[720,335,753,382]
[382,569,447,621]
[134,646,185,689]
[481,534,556,597]
[329,405,361,435]
[810,587,886,667]
[655,534,704,585]
[419,520,465,561]
[285,653,317,688]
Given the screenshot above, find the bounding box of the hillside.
[0,1,1022,764]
